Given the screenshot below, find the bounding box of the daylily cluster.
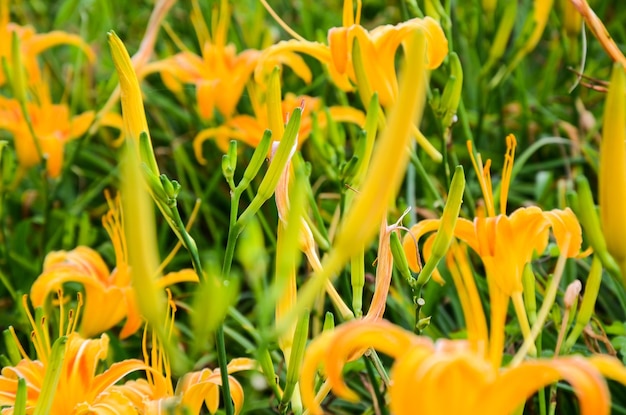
[299,136,626,413]
[0,0,102,178]
[0,292,258,414]
[2,1,626,415]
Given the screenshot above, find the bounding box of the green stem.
[216,186,245,415]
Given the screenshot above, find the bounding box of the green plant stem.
[217,186,245,415]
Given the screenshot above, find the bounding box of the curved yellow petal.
[323,320,429,401]
[25,31,95,64]
[483,358,609,415]
[156,269,199,288]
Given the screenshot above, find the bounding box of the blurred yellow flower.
[0,0,95,86]
[30,191,198,339]
[0,82,95,178]
[300,319,610,415]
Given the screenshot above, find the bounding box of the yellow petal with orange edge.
[324,320,431,402]
[483,358,609,415]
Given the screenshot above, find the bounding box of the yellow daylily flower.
[30,192,198,339]
[0,296,156,414]
[175,358,257,415]
[0,81,95,178]
[193,91,365,158]
[257,0,448,108]
[299,319,610,415]
[403,135,583,365]
[116,297,258,415]
[144,0,307,123]
[0,0,95,86]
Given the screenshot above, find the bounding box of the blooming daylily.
[193,90,365,158]
[403,134,583,365]
[299,319,611,415]
[257,0,447,108]
[29,191,198,339]
[143,0,307,123]
[115,296,259,415]
[0,296,156,414]
[257,0,447,161]
[0,81,97,178]
[0,0,95,87]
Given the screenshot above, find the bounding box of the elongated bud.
[390,231,414,284]
[109,31,160,176]
[267,67,285,139]
[439,52,463,128]
[599,64,626,278]
[282,311,310,405]
[3,328,22,366]
[482,1,517,74]
[564,256,603,351]
[141,164,170,206]
[237,109,301,229]
[222,154,235,187]
[416,165,465,286]
[239,130,272,190]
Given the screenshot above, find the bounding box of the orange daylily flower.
[0,296,157,414]
[0,81,97,178]
[30,192,198,339]
[144,0,307,123]
[403,135,582,365]
[0,0,95,87]
[193,91,365,158]
[299,319,611,415]
[258,0,448,108]
[115,297,258,415]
